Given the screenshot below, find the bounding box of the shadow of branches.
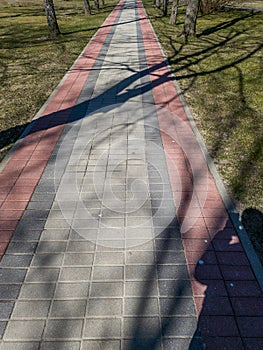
[145,2,262,211]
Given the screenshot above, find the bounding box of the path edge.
[144,9,263,292]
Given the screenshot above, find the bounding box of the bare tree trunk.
[200,0,211,13]
[101,0,105,5]
[155,0,160,9]
[169,0,179,25]
[200,0,206,13]
[84,0,91,15]
[94,0,99,9]
[43,0,60,38]
[182,0,200,37]
[163,0,168,16]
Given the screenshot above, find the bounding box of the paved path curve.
[0,0,262,349]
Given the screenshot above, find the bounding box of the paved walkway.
[0,0,262,349]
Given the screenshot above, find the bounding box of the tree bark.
[94,0,99,9]
[169,0,179,25]
[43,0,60,39]
[101,0,105,5]
[155,0,160,9]
[163,0,168,16]
[182,0,200,37]
[84,0,91,15]
[200,0,210,13]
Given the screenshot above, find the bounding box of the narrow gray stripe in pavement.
[135,4,177,232]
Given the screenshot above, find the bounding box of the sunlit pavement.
[0,0,262,349]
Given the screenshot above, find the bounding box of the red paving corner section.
[0,0,124,260]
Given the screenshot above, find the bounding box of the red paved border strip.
[137,0,263,345]
[0,0,124,260]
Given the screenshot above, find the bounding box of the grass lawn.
[0,0,118,159]
[142,0,263,214]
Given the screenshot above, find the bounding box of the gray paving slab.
[86,298,122,316]
[5,242,37,255]
[3,320,45,340]
[90,282,124,298]
[54,282,89,299]
[25,268,60,282]
[59,267,91,282]
[44,319,83,339]
[0,303,14,320]
[0,269,26,283]
[36,241,67,253]
[0,343,40,350]
[124,297,159,316]
[19,283,56,300]
[40,342,80,350]
[0,285,21,301]
[123,316,160,338]
[40,229,70,241]
[82,340,120,350]
[11,229,43,244]
[0,255,33,268]
[31,253,64,267]
[84,318,121,338]
[11,300,50,318]
[50,300,86,318]
[161,316,197,337]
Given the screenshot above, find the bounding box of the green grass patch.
[143,0,263,213]
[0,0,118,159]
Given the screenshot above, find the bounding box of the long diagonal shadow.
[1,16,262,153]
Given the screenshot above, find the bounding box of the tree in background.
[169,0,179,25]
[84,0,91,15]
[155,0,161,9]
[163,0,168,16]
[181,0,235,35]
[94,0,100,9]
[182,0,200,37]
[43,0,60,38]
